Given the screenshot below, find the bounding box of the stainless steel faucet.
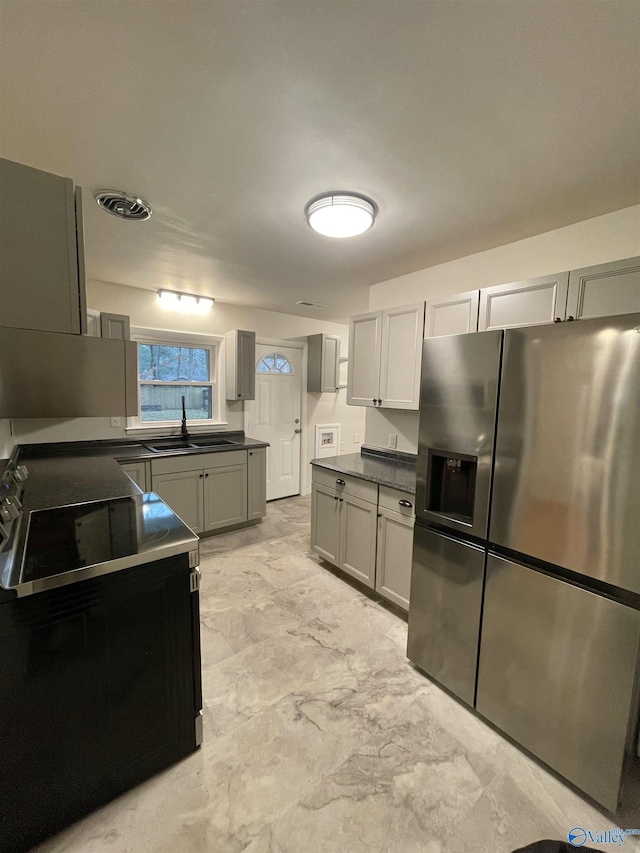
[181,395,189,440]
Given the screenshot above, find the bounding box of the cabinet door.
[478,273,569,330]
[379,303,425,410]
[347,311,382,406]
[225,329,256,400]
[0,158,83,335]
[426,290,479,337]
[100,312,131,340]
[203,464,248,531]
[307,334,340,393]
[247,448,267,520]
[339,493,377,588]
[566,256,640,320]
[375,509,414,610]
[311,482,340,565]
[119,460,148,492]
[152,470,204,533]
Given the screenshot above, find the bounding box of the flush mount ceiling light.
[95,190,152,221]
[305,193,376,238]
[157,290,214,314]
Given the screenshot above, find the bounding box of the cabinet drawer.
[311,466,378,504]
[378,485,415,518]
[152,449,247,476]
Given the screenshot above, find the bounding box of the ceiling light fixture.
[157,290,214,314]
[305,192,376,238]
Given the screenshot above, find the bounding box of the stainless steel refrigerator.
[407,313,640,812]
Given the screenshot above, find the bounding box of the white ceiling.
[1,0,638,322]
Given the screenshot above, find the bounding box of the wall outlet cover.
[388,433,397,449]
[353,433,361,444]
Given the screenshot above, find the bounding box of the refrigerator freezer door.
[491,313,640,593]
[407,525,486,706]
[416,330,503,540]
[476,554,640,812]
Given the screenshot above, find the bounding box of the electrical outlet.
[110,417,122,428]
[388,433,397,449]
[340,442,345,452]
[353,433,361,444]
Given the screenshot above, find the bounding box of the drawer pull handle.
[336,479,346,486]
[399,500,412,508]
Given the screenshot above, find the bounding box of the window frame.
[127,327,226,432]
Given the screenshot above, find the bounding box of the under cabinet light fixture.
[305,192,376,238]
[157,290,214,314]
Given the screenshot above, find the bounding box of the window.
[130,329,222,428]
[257,352,293,374]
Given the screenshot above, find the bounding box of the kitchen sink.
[143,437,238,452]
[143,438,198,452]
[188,438,237,448]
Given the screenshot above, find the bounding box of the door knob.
[294,428,301,434]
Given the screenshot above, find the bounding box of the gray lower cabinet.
[152,469,205,533]
[339,493,377,588]
[119,460,149,492]
[203,464,248,531]
[566,256,640,319]
[311,469,413,601]
[149,447,266,535]
[375,508,413,609]
[311,482,377,588]
[311,482,341,565]
[247,447,267,520]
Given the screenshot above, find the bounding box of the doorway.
[244,343,302,501]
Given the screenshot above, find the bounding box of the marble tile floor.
[34,496,640,853]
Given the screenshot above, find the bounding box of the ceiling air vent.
[296,300,327,309]
[94,190,152,221]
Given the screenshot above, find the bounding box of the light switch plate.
[388,433,397,449]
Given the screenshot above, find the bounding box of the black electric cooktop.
[21,493,195,584]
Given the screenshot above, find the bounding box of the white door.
[244,343,302,501]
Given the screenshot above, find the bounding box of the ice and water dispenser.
[427,450,477,524]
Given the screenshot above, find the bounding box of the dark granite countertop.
[14,432,269,512]
[311,447,416,495]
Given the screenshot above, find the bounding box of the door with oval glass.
[244,343,302,500]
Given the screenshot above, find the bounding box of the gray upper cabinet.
[225,329,256,400]
[566,257,640,320]
[478,273,569,331]
[0,157,87,335]
[348,303,424,409]
[100,312,131,340]
[307,333,340,393]
[425,290,480,337]
[347,310,382,406]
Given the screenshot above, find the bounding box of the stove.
[1,493,199,597]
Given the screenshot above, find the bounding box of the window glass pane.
[139,344,210,381]
[140,385,212,421]
[256,353,293,374]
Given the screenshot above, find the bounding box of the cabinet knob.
[566,315,575,321]
[399,500,413,509]
[372,398,376,405]
[377,513,382,518]
[336,479,345,486]
[199,473,204,478]
[334,496,339,501]
[339,498,343,502]
[205,473,209,478]
[377,399,382,405]
[294,428,301,434]
[554,317,562,323]
[249,451,253,456]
